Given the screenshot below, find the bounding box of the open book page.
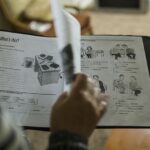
[81,36,150,126]
[0,31,63,127]
[0,31,150,127]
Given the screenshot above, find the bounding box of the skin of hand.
[50,73,108,139]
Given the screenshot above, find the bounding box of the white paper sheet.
[51,0,81,91]
[0,31,150,127]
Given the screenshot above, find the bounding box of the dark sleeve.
[47,130,88,150]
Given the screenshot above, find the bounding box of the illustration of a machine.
[34,54,60,86]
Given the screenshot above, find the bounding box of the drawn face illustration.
[115,44,120,49]
[120,49,125,54]
[87,46,92,52]
[119,74,124,81]
[122,44,128,49]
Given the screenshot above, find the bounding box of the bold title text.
[0,36,19,42]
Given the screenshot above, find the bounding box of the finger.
[72,73,87,89]
[97,100,108,118]
[98,95,109,115]
[72,73,87,83]
[93,87,101,98]
[92,87,108,103]
[71,73,88,94]
[97,93,109,101]
[56,92,68,104]
[87,77,97,90]
[72,74,96,93]
[82,91,108,116]
[100,100,108,109]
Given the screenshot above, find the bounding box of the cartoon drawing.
[85,46,93,58]
[110,44,121,60]
[120,44,127,57]
[93,75,107,93]
[94,50,104,57]
[81,47,85,58]
[81,45,104,59]
[129,76,142,96]
[126,48,136,59]
[110,44,136,60]
[113,74,126,94]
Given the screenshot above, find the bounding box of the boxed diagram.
[34,54,60,86]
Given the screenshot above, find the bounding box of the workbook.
[0,31,150,129]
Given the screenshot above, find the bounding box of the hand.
[50,73,108,139]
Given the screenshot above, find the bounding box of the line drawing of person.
[93,75,106,93]
[113,74,126,94]
[110,44,121,60]
[120,48,126,58]
[129,76,142,96]
[121,44,128,58]
[95,50,104,57]
[85,46,93,58]
[81,47,85,58]
[126,48,136,59]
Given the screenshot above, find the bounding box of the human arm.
[48,74,108,150]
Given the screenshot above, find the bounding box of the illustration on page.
[81,36,150,126]
[22,54,61,86]
[110,43,136,60]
